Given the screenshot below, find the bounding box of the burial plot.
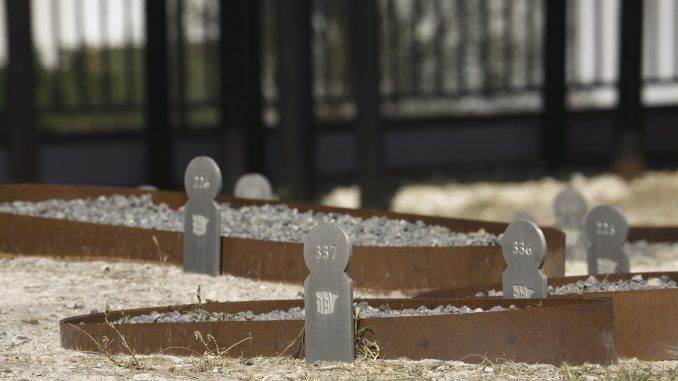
[502,220,548,298]
[234,173,274,200]
[553,187,588,260]
[183,156,222,276]
[585,205,629,274]
[303,223,355,363]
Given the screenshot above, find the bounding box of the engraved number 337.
[315,244,337,259]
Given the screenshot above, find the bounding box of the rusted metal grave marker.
[303,223,355,363]
[554,187,588,259]
[234,173,274,200]
[183,156,222,276]
[502,220,548,298]
[586,205,629,274]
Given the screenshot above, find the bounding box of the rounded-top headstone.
[184,156,222,199]
[502,219,548,299]
[554,186,588,219]
[303,222,352,274]
[585,205,629,246]
[501,219,547,269]
[233,173,274,200]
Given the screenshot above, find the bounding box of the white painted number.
[314,244,338,259]
[595,222,616,236]
[193,176,210,190]
[511,241,533,256]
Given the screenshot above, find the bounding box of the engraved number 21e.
[512,241,532,256]
[315,244,338,259]
[193,176,210,190]
[595,221,616,236]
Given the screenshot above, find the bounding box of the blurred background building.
[0,0,677,207]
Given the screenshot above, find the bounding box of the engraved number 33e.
[512,241,532,256]
[315,244,338,259]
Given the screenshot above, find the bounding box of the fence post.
[347,0,388,209]
[218,0,264,191]
[276,0,314,201]
[614,0,644,177]
[145,0,173,189]
[6,0,37,182]
[541,0,567,171]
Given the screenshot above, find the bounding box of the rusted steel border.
[414,272,678,361]
[0,184,566,292]
[60,297,617,365]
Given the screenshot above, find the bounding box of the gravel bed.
[0,195,498,247]
[114,301,517,324]
[478,274,677,297]
[624,240,678,258]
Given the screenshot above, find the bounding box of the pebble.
[478,275,677,297]
[113,302,518,324]
[0,195,498,247]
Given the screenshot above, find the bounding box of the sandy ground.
[1,172,678,380]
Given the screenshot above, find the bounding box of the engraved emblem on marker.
[233,173,274,200]
[502,220,548,299]
[513,284,534,298]
[315,290,338,315]
[192,215,209,236]
[585,205,629,275]
[303,223,355,364]
[183,156,222,277]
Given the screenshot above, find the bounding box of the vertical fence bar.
[503,1,513,89]
[50,0,64,109]
[100,0,112,105]
[275,0,314,200]
[6,0,37,182]
[479,0,489,92]
[145,0,173,188]
[614,0,644,175]
[123,0,137,104]
[433,0,445,95]
[75,0,90,107]
[219,0,265,190]
[541,0,567,170]
[456,0,466,92]
[593,0,604,83]
[348,0,387,209]
[174,0,187,130]
[386,0,400,99]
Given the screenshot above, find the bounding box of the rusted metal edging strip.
[0,184,566,291]
[413,272,678,361]
[60,297,617,365]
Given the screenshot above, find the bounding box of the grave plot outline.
[303,222,355,363]
[502,219,548,299]
[586,205,629,274]
[183,156,223,276]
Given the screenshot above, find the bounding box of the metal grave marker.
[502,220,548,299]
[553,187,588,260]
[303,222,355,363]
[585,205,629,274]
[183,156,222,276]
[233,173,274,200]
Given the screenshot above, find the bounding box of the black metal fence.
[1,0,678,205]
